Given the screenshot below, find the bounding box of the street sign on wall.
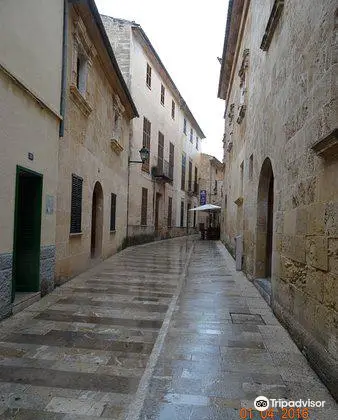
[200,190,207,205]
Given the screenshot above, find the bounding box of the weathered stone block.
[307,203,325,235]
[296,207,308,234]
[280,255,307,287]
[325,201,338,236]
[293,235,306,264]
[305,267,325,304]
[328,238,338,274]
[284,209,297,235]
[305,236,328,271]
[323,272,337,311]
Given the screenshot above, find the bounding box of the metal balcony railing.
[152,158,173,182]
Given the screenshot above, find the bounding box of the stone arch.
[255,158,274,279]
[91,181,104,259]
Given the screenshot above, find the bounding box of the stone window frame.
[146,63,152,89]
[237,48,249,124]
[171,100,175,119]
[70,16,95,116]
[112,94,125,142]
[160,84,165,106]
[183,117,187,135]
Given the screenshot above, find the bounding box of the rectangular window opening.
[141,188,148,225]
[110,193,117,231]
[70,174,83,233]
[146,63,152,88]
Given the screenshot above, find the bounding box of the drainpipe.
[59,0,69,137]
[126,155,130,242]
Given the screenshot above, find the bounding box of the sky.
[96,0,228,161]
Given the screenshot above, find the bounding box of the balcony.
[188,181,199,195]
[151,158,173,183]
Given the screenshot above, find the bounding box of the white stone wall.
[0,0,63,318]
[0,0,63,112]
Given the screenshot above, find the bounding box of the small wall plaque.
[46,195,55,215]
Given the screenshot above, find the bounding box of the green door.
[12,167,43,299]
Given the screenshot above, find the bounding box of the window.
[76,54,87,96]
[142,117,151,172]
[158,132,164,173]
[171,100,175,119]
[249,154,253,180]
[160,84,165,105]
[70,174,83,233]
[146,63,152,88]
[190,128,193,143]
[188,159,192,191]
[110,193,117,231]
[183,118,187,134]
[168,197,172,227]
[196,136,199,150]
[181,153,186,190]
[194,167,198,193]
[187,203,191,227]
[214,180,218,194]
[169,142,174,180]
[180,201,184,227]
[141,188,148,225]
[240,161,244,196]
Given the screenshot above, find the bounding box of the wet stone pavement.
[0,237,336,420]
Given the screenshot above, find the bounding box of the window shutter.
[70,174,83,233]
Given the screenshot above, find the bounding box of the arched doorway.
[255,158,274,279]
[91,182,103,259]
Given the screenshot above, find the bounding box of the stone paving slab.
[0,237,336,419]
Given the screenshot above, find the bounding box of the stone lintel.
[311,128,338,160]
[260,0,285,51]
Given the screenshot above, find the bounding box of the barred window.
[171,100,175,119]
[181,153,186,190]
[70,174,83,233]
[168,197,172,228]
[141,188,148,225]
[110,193,116,231]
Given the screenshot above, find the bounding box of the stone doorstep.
[12,292,41,315]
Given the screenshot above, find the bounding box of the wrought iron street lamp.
[126,147,150,241]
[128,147,149,164]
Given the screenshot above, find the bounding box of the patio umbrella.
[189,204,221,212]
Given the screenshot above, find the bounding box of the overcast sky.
[96,0,228,161]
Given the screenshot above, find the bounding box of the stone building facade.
[198,154,224,228]
[102,17,205,243]
[0,0,64,318]
[199,154,224,207]
[55,2,138,283]
[218,0,337,396]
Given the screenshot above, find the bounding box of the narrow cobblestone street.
[0,237,336,419]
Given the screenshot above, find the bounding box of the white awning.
[189,204,221,212]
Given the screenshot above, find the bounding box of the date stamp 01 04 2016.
[239,407,310,419]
